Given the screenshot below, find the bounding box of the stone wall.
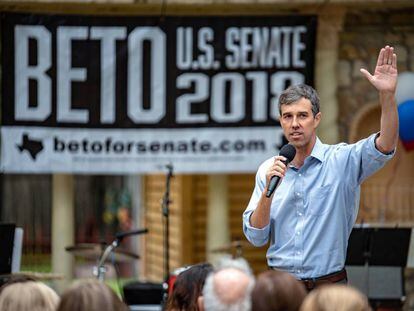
[338,9,414,310]
[337,8,414,142]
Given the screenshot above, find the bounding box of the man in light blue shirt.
[243,45,399,290]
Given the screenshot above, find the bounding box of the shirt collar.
[309,137,326,163]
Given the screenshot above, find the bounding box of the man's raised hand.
[360,45,398,94]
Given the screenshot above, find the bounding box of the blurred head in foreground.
[300,284,372,311]
[0,281,59,311]
[57,279,128,311]
[252,270,307,311]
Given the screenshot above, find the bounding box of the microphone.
[265,144,296,198]
[115,228,149,241]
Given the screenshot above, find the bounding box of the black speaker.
[346,227,410,308]
[0,224,15,274]
[346,266,405,307]
[123,281,163,306]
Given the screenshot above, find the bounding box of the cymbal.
[65,243,139,263]
[210,240,251,253]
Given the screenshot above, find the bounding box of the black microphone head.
[279,144,296,163]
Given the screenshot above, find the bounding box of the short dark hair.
[278,84,320,117]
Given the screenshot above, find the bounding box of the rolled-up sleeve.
[332,133,396,187]
[357,133,395,184]
[243,210,270,246]
[242,161,271,246]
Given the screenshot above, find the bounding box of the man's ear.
[197,296,204,311]
[314,112,322,128]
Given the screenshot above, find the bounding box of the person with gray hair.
[198,257,255,311]
[243,45,399,291]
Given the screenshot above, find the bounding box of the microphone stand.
[94,229,148,282]
[94,239,120,282]
[161,163,173,309]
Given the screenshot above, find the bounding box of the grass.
[20,253,52,273]
[19,253,136,297]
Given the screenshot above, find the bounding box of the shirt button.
[297,270,301,274]
[299,173,302,177]
[297,231,300,235]
[297,251,301,255]
[296,192,300,196]
[298,211,302,216]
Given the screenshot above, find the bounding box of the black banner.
[1,12,316,174]
[2,13,317,129]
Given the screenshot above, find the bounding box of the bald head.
[201,259,255,311]
[213,268,251,305]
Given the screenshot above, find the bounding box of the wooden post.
[180,175,194,265]
[207,175,230,264]
[51,174,74,292]
[315,7,346,144]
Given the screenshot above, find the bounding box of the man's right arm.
[249,189,273,229]
[243,156,287,246]
[249,155,287,228]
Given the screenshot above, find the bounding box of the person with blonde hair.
[0,281,59,311]
[299,284,372,311]
[57,278,128,311]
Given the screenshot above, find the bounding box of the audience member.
[167,262,213,311]
[252,270,307,311]
[198,257,255,311]
[0,281,59,311]
[57,279,128,311]
[0,274,36,295]
[299,284,371,311]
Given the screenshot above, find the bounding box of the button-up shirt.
[243,133,394,279]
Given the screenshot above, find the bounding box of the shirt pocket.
[308,185,332,216]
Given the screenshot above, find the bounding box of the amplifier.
[123,281,163,306]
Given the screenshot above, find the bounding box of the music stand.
[346,227,411,309]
